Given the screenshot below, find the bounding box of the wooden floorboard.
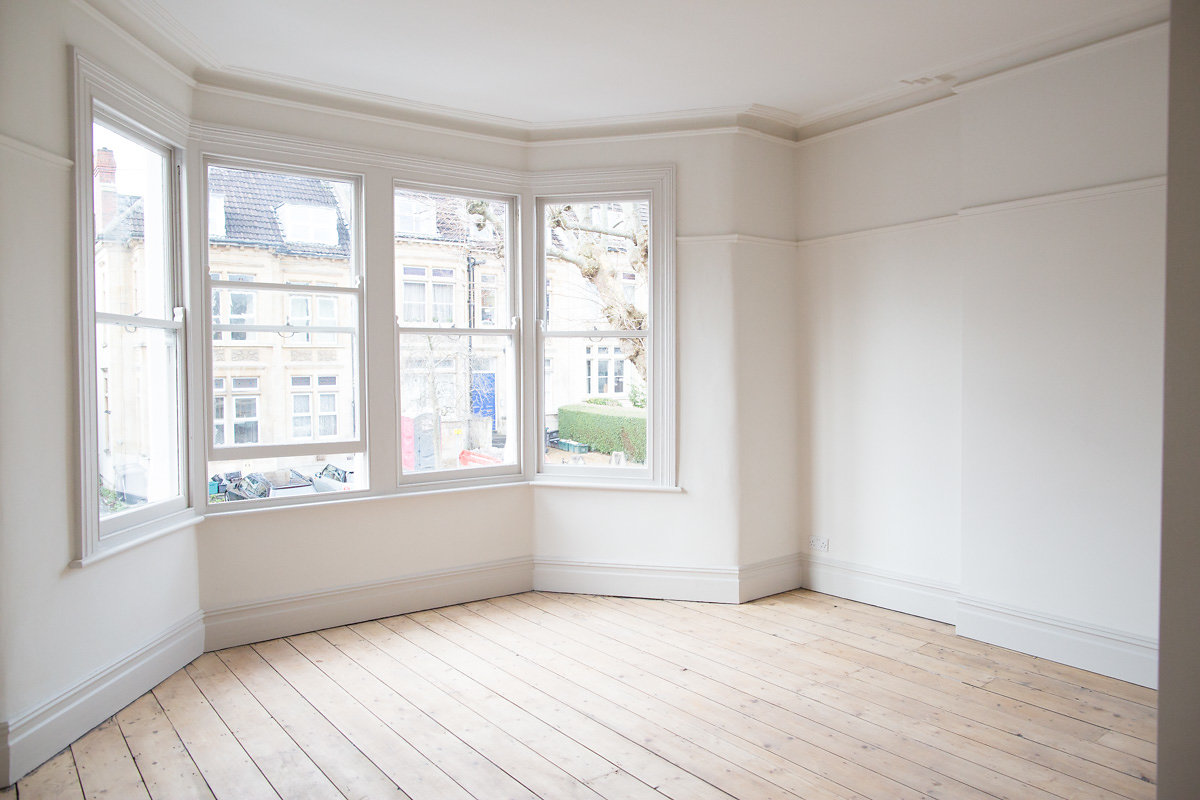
[12,590,1158,800]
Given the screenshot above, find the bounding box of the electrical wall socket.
[809,536,829,552]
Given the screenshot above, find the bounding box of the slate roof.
[209,166,351,259]
[97,194,145,243]
[96,167,354,260]
[395,191,505,255]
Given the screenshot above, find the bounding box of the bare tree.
[545,203,649,380]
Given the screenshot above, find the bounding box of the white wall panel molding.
[677,234,799,249]
[533,559,741,603]
[800,554,961,625]
[796,214,959,248]
[738,553,805,602]
[957,596,1159,688]
[0,133,73,170]
[958,175,1166,217]
[794,176,1166,247]
[1,611,204,785]
[203,556,534,651]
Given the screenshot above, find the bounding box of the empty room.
[2,0,1199,797]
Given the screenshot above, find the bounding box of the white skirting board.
[1,611,205,786]
[203,556,535,651]
[533,558,743,603]
[799,553,1159,688]
[799,553,962,624]
[737,553,807,602]
[957,596,1159,689]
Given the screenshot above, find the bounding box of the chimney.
[95,147,117,229]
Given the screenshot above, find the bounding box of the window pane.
[93,123,171,319]
[208,453,365,504]
[543,335,647,467]
[544,200,649,332]
[234,420,259,444]
[96,322,180,516]
[208,165,356,288]
[432,283,454,324]
[318,412,337,437]
[292,416,312,439]
[394,188,510,330]
[398,333,516,474]
[402,282,426,323]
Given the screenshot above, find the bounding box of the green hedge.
[557,403,647,463]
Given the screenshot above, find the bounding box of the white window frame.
[393,179,523,489]
[531,166,676,488]
[202,156,367,509]
[73,51,197,565]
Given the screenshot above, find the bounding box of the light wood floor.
[6,590,1157,800]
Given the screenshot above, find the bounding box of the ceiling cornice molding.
[191,121,528,190]
[107,0,222,69]
[98,0,1170,148]
[193,81,791,153]
[71,0,198,88]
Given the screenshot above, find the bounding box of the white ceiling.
[127,0,1166,130]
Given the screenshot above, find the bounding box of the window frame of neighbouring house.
[73,51,198,565]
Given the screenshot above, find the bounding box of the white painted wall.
[960,185,1165,636]
[0,0,203,783]
[797,220,963,588]
[794,96,965,621]
[793,27,1167,685]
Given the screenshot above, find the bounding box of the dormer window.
[278,203,338,245]
[394,194,437,236]
[209,193,226,238]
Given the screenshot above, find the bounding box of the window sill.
[72,509,204,568]
[198,475,682,519]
